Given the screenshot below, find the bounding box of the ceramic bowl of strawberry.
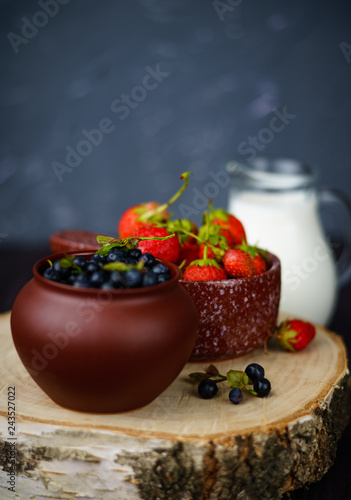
[11,251,199,412]
[180,251,281,361]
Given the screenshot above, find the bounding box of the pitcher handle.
[319,188,351,286]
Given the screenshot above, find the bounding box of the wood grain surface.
[0,311,350,500]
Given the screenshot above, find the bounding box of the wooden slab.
[0,311,350,499]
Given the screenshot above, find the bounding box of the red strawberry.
[222,248,256,278]
[119,202,169,238]
[183,259,227,281]
[212,216,246,246]
[208,203,246,245]
[235,242,268,275]
[276,319,316,352]
[178,242,199,268]
[198,243,216,260]
[118,172,192,238]
[252,254,267,275]
[133,226,181,263]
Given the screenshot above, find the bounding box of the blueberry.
[125,256,138,265]
[51,259,70,279]
[109,271,125,288]
[100,281,114,290]
[43,267,53,279]
[49,270,61,282]
[245,363,265,382]
[151,263,170,275]
[106,252,122,263]
[59,267,71,280]
[107,247,127,263]
[52,260,61,271]
[89,270,108,288]
[229,388,243,404]
[198,379,218,399]
[142,271,159,287]
[253,377,271,398]
[90,254,106,264]
[73,256,87,270]
[139,252,156,268]
[72,273,90,288]
[124,269,143,288]
[86,261,100,274]
[157,273,171,284]
[128,248,142,260]
[67,274,76,285]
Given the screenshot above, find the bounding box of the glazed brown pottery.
[11,252,199,413]
[180,252,281,361]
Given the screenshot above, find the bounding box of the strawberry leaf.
[235,242,268,259]
[188,372,209,383]
[96,235,117,245]
[188,258,222,270]
[212,208,229,222]
[206,364,219,375]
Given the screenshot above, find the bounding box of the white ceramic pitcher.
[227,157,351,325]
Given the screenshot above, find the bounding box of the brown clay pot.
[180,252,281,361]
[49,229,102,253]
[11,252,198,413]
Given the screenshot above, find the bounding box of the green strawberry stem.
[235,242,268,259]
[207,200,229,223]
[242,386,258,396]
[173,226,223,258]
[203,242,208,260]
[139,172,193,222]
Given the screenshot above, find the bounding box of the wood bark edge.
[1,373,349,500]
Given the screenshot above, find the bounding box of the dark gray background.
[1,0,351,247]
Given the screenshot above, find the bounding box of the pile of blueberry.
[196,363,271,403]
[42,247,172,289]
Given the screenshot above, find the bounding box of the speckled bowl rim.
[179,251,280,285]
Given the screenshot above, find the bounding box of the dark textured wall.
[1,0,351,246]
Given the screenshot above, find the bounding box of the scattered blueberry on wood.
[198,379,218,399]
[245,363,265,382]
[229,388,243,404]
[189,362,271,404]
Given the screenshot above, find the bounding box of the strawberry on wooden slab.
[276,319,316,352]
